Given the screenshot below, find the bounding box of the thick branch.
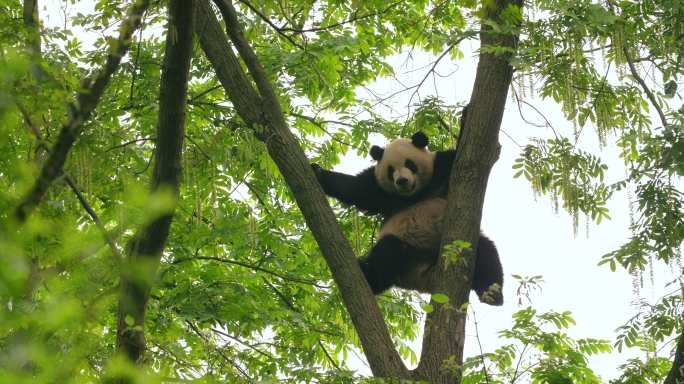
[415,0,522,382]
[14,0,150,223]
[665,329,684,384]
[115,0,194,365]
[196,0,408,377]
[23,0,41,58]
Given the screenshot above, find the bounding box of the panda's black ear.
[370,145,384,161]
[411,131,429,148]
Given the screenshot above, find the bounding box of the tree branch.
[407,32,475,108]
[235,0,304,49]
[664,329,684,383]
[623,46,669,129]
[414,0,522,382]
[115,0,194,366]
[14,0,150,223]
[171,255,328,288]
[22,0,41,59]
[185,320,252,380]
[197,0,408,377]
[263,278,340,370]
[63,174,122,262]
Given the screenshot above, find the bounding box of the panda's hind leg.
[473,234,504,306]
[359,235,434,294]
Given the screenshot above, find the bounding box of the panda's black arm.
[430,149,458,195]
[312,165,400,215]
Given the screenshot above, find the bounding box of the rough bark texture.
[14,0,150,224]
[414,1,522,382]
[665,330,684,384]
[115,0,194,365]
[22,0,41,58]
[196,0,409,377]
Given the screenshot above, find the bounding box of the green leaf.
[432,293,449,304]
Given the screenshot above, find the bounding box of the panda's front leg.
[359,235,433,294]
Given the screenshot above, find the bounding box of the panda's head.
[371,132,435,197]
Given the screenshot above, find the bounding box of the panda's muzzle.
[394,177,415,195]
[393,167,417,194]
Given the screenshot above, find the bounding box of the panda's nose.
[396,177,409,187]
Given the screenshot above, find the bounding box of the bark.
[22,0,40,59]
[414,1,522,382]
[13,0,150,224]
[665,330,684,384]
[115,0,194,365]
[196,0,409,377]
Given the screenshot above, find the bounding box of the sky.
[39,1,680,381]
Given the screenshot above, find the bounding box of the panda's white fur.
[379,198,447,293]
[373,138,436,197]
[379,198,446,249]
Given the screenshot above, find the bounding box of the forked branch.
[197,0,408,377]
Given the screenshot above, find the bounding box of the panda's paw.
[477,283,503,306]
[311,163,323,173]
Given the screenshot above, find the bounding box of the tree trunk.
[665,330,684,384]
[22,0,40,59]
[414,1,522,382]
[115,0,194,365]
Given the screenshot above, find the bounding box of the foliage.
[463,306,612,384]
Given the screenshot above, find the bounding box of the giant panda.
[312,131,504,306]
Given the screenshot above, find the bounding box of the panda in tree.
[312,131,503,306]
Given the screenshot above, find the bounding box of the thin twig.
[104,137,154,152]
[623,47,668,128]
[289,112,358,149]
[188,84,223,102]
[172,255,328,288]
[263,278,340,370]
[185,320,252,380]
[63,174,122,262]
[184,134,212,160]
[510,342,529,383]
[128,9,148,104]
[279,1,403,33]
[236,0,305,49]
[512,87,560,140]
[210,327,277,361]
[470,306,491,384]
[407,33,473,108]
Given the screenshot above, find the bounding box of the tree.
[0,0,681,383]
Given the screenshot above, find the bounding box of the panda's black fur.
[312,131,504,306]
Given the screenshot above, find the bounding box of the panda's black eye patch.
[387,166,394,179]
[405,159,418,173]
